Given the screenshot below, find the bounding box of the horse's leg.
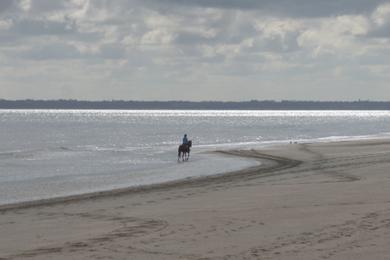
[178,149,181,162]
[181,148,184,161]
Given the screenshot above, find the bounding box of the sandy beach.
[1,139,390,260]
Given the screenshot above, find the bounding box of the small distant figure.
[178,134,192,161]
[182,134,188,145]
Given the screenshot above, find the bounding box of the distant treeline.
[1,99,390,110]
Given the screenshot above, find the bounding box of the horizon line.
[0,99,387,103]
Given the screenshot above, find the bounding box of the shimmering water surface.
[1,110,390,205]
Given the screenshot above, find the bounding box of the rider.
[182,134,188,145]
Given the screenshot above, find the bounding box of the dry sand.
[1,139,390,259]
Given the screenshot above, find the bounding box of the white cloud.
[372,3,390,26]
[141,29,175,45]
[0,19,12,30]
[255,18,303,39]
[19,0,31,12]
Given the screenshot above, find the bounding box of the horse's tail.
[178,146,181,159]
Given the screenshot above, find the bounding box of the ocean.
[1,109,390,205]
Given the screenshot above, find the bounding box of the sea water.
[1,110,390,205]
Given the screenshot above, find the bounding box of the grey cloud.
[13,19,76,35]
[28,0,66,13]
[16,43,129,61]
[260,32,301,53]
[99,44,126,59]
[0,0,14,14]
[174,11,259,47]
[368,23,390,38]
[358,48,390,66]
[16,42,127,61]
[20,43,81,60]
[143,0,387,17]
[0,0,66,17]
[0,34,18,45]
[175,31,215,45]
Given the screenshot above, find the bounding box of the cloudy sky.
[0,0,390,101]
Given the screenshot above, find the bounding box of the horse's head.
[188,140,192,147]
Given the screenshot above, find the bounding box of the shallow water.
[1,110,390,205]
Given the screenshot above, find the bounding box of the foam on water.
[1,109,390,205]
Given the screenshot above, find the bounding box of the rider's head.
[184,134,187,137]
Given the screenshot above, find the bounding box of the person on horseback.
[182,134,188,145]
[178,134,192,161]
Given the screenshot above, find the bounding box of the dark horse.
[178,140,192,161]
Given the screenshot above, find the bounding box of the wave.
[194,132,390,151]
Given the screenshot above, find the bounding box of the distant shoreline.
[1,99,390,110]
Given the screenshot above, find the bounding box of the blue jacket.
[182,136,188,145]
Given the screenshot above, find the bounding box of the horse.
[178,140,192,161]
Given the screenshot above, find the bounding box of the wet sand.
[1,139,390,259]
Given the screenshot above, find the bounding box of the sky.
[0,0,390,101]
